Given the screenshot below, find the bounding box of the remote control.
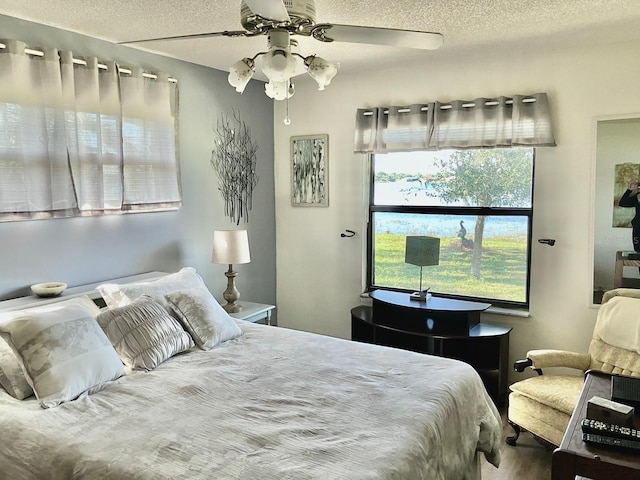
[582,433,640,451]
[581,418,640,440]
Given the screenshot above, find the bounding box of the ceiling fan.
[121,0,443,104]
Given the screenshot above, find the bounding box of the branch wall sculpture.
[210,111,259,225]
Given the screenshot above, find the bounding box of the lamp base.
[223,302,242,313]
[222,266,243,313]
[409,291,432,303]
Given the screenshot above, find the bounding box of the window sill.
[486,306,530,317]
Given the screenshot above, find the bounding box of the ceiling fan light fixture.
[304,55,339,91]
[265,79,294,100]
[261,48,297,82]
[228,57,256,93]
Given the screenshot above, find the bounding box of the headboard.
[0,272,168,313]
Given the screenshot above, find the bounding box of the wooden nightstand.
[230,302,276,325]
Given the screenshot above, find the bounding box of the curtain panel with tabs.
[354,93,556,153]
[0,39,180,222]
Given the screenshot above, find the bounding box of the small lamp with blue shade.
[405,236,440,302]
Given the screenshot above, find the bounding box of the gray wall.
[0,14,276,308]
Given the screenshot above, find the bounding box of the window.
[368,147,534,308]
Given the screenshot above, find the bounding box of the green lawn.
[374,233,528,302]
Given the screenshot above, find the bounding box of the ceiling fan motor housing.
[241,0,317,31]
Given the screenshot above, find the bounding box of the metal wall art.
[210,111,259,224]
[290,134,329,207]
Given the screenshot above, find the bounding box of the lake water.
[374,181,529,239]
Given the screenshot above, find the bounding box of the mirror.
[593,115,640,304]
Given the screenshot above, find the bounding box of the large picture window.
[368,148,534,307]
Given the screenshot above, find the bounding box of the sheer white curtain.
[120,68,181,210]
[354,93,556,153]
[0,39,180,221]
[0,40,76,219]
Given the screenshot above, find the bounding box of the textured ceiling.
[2,0,640,81]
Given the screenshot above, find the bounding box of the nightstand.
[229,302,276,325]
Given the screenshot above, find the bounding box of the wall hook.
[341,229,356,238]
[538,238,556,246]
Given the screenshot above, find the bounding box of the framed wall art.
[291,134,329,207]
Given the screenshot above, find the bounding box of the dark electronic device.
[611,375,640,409]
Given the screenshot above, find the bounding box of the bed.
[0,269,502,480]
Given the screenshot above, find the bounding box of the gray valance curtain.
[354,92,556,153]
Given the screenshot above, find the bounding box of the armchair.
[507,288,640,447]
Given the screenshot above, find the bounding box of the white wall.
[0,14,277,309]
[273,39,640,383]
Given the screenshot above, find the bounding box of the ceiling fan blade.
[243,0,290,22]
[314,24,443,50]
[118,30,249,45]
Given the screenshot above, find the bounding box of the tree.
[429,148,532,277]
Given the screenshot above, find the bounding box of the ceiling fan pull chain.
[284,91,292,125]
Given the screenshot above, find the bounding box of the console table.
[552,371,640,479]
[351,290,511,405]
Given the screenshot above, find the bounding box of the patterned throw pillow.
[0,296,124,408]
[165,287,243,350]
[0,339,34,400]
[97,267,205,310]
[96,296,194,371]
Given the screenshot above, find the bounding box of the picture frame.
[291,134,329,207]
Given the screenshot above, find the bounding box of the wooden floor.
[481,408,553,480]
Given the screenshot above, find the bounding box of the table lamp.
[405,236,440,302]
[212,230,251,313]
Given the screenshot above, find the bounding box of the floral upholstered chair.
[507,288,640,447]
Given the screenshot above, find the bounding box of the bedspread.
[0,321,501,480]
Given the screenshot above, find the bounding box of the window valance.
[354,93,556,153]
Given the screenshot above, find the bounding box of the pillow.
[0,296,124,408]
[165,287,243,350]
[0,339,34,400]
[96,296,194,371]
[97,267,205,310]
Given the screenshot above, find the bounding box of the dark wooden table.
[552,371,640,480]
[352,290,511,405]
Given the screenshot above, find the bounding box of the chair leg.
[506,420,521,446]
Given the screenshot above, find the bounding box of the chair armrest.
[513,358,533,372]
[526,349,591,371]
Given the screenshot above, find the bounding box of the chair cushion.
[594,296,640,354]
[508,391,569,446]
[509,374,583,415]
[589,337,640,376]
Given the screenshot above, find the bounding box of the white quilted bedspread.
[0,321,501,480]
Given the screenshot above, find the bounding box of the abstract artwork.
[210,111,259,224]
[291,134,328,207]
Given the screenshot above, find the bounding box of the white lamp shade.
[305,56,339,91]
[264,80,293,100]
[261,48,297,82]
[212,230,251,265]
[228,58,255,93]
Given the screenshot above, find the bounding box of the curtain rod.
[0,42,177,83]
[361,98,537,116]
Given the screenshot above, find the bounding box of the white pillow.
[165,287,243,350]
[98,267,205,310]
[96,296,194,371]
[0,296,124,408]
[0,339,34,400]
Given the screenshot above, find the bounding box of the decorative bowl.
[31,282,67,298]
